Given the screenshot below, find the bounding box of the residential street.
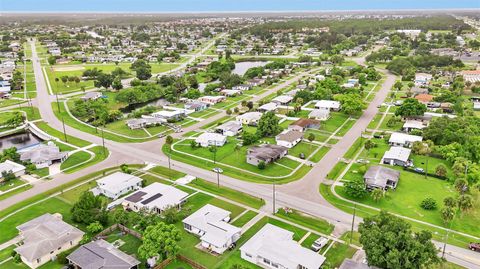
[0,40,479,269]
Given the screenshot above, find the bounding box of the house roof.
[67,239,140,269]
[290,118,320,128]
[195,132,227,144]
[247,144,287,161]
[96,172,142,194]
[272,95,293,104]
[240,224,325,269]
[236,112,262,122]
[403,120,426,130]
[19,144,68,164]
[258,102,278,111]
[415,94,434,103]
[339,259,380,269]
[364,166,400,189]
[389,132,422,145]
[15,213,84,262]
[383,147,411,163]
[183,204,241,248]
[315,100,340,109]
[276,130,304,143]
[0,160,26,175]
[124,182,188,211]
[309,109,330,118]
[216,121,242,133]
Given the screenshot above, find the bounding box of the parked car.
[469,242,480,252]
[414,167,424,173]
[311,237,329,252]
[212,167,223,173]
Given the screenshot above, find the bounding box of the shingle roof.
[364,166,400,189]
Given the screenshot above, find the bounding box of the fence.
[153,255,206,269]
[95,223,142,239]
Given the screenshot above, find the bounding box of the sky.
[1,0,479,12]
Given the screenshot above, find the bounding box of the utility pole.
[272,181,276,214]
[350,203,357,244]
[55,91,61,112]
[61,117,68,142]
[101,128,106,156]
[216,170,220,188]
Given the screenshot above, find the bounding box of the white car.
[311,237,329,252]
[212,167,223,173]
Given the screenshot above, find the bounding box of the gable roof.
[276,130,304,143]
[364,166,400,188]
[96,172,142,194]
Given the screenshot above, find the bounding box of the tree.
[395,98,427,117]
[47,55,56,65]
[440,206,455,225]
[443,196,457,208]
[86,221,103,234]
[334,94,365,116]
[393,81,403,91]
[120,164,131,174]
[1,147,20,162]
[138,222,181,261]
[457,195,473,215]
[1,171,16,182]
[5,112,24,128]
[307,133,315,143]
[94,73,114,89]
[454,178,468,194]
[359,211,440,269]
[112,77,123,91]
[162,206,181,224]
[371,188,384,202]
[364,139,376,152]
[131,59,152,80]
[344,179,368,199]
[71,191,108,225]
[257,161,266,170]
[435,164,447,178]
[256,111,281,137]
[242,131,258,146]
[420,197,437,210]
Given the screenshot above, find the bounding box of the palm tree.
[165,135,173,175]
[457,195,473,217]
[371,188,384,203]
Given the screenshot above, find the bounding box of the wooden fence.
[95,223,142,239]
[154,255,206,269]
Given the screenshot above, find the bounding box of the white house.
[215,121,242,136]
[151,110,185,121]
[198,95,226,105]
[314,100,341,111]
[15,213,84,269]
[257,102,278,113]
[0,160,26,179]
[414,73,433,87]
[19,143,68,169]
[93,172,143,200]
[271,95,293,105]
[183,204,241,254]
[309,109,330,121]
[240,224,326,269]
[195,132,227,147]
[276,130,303,148]
[122,182,189,214]
[382,147,412,167]
[236,112,263,126]
[388,132,422,148]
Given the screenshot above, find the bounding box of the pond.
[0,132,43,151]
[232,61,269,76]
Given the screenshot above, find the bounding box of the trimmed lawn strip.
[150,165,186,180]
[34,121,90,147]
[275,208,334,235]
[60,151,91,170]
[62,146,108,174]
[323,242,357,268]
[0,185,33,202]
[232,211,258,227]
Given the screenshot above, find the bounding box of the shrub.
[420,197,437,210]
[257,161,266,170]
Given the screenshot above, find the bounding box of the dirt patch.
[53,66,85,72]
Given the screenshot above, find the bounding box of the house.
[247,78,265,87]
[15,213,84,269]
[271,95,293,105]
[240,224,326,269]
[0,80,11,93]
[382,147,412,166]
[215,121,242,136]
[364,166,401,190]
[461,70,480,83]
[402,114,432,124]
[151,110,185,121]
[236,112,262,126]
[257,102,278,113]
[411,86,429,96]
[414,73,432,86]
[339,259,380,269]
[81,92,103,101]
[185,101,209,111]
[309,109,330,121]
[388,132,422,148]
[19,143,68,169]
[92,172,143,200]
[402,120,427,133]
[288,119,320,132]
[0,160,26,180]
[183,204,241,254]
[415,94,434,104]
[314,100,341,111]
[232,84,251,91]
[126,117,164,130]
[220,89,242,97]
[67,239,140,269]
[198,95,226,105]
[246,144,288,166]
[276,130,303,148]
[122,182,189,214]
[195,132,227,147]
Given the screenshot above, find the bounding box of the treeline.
[386,55,464,79]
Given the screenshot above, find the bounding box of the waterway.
[0,132,43,151]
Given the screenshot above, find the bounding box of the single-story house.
[215,121,242,136]
[364,166,401,190]
[92,172,143,200]
[240,224,326,269]
[272,95,293,105]
[15,213,84,269]
[402,114,432,124]
[151,110,185,121]
[220,89,242,97]
[81,92,102,101]
[276,130,304,148]
[309,109,330,121]
[122,182,189,214]
[236,112,263,126]
[414,73,433,86]
[411,86,429,95]
[388,132,422,148]
[382,147,412,167]
[185,101,209,111]
[415,94,434,104]
[402,120,427,133]
[0,80,11,92]
[461,70,480,83]
[246,144,288,166]
[288,118,320,132]
[0,160,26,179]
[232,84,251,91]
[198,95,226,105]
[314,100,341,111]
[126,117,164,130]
[183,204,241,254]
[247,78,265,87]
[257,102,278,113]
[19,143,68,169]
[195,132,227,147]
[67,239,140,269]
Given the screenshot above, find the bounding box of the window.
[262,258,271,265]
[245,253,252,258]
[36,258,41,263]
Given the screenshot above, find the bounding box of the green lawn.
[288,141,319,159]
[232,211,258,227]
[34,121,91,147]
[0,178,26,192]
[321,113,350,133]
[323,242,357,268]
[60,151,92,171]
[150,166,186,180]
[275,208,334,235]
[310,147,330,163]
[62,146,109,174]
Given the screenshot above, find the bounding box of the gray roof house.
[67,239,140,269]
[215,121,242,136]
[382,147,412,167]
[19,143,68,169]
[15,213,84,269]
[364,166,401,190]
[339,259,380,269]
[246,144,288,166]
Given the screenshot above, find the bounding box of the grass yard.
[336,119,356,137]
[150,166,186,180]
[62,146,109,174]
[276,208,334,235]
[288,141,319,159]
[378,114,403,131]
[232,211,258,227]
[105,230,145,266]
[321,113,350,133]
[326,161,348,180]
[310,147,330,163]
[60,151,92,171]
[323,242,357,268]
[34,121,91,147]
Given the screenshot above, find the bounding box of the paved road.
[1,41,479,268]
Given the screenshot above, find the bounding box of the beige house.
[15,213,84,269]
